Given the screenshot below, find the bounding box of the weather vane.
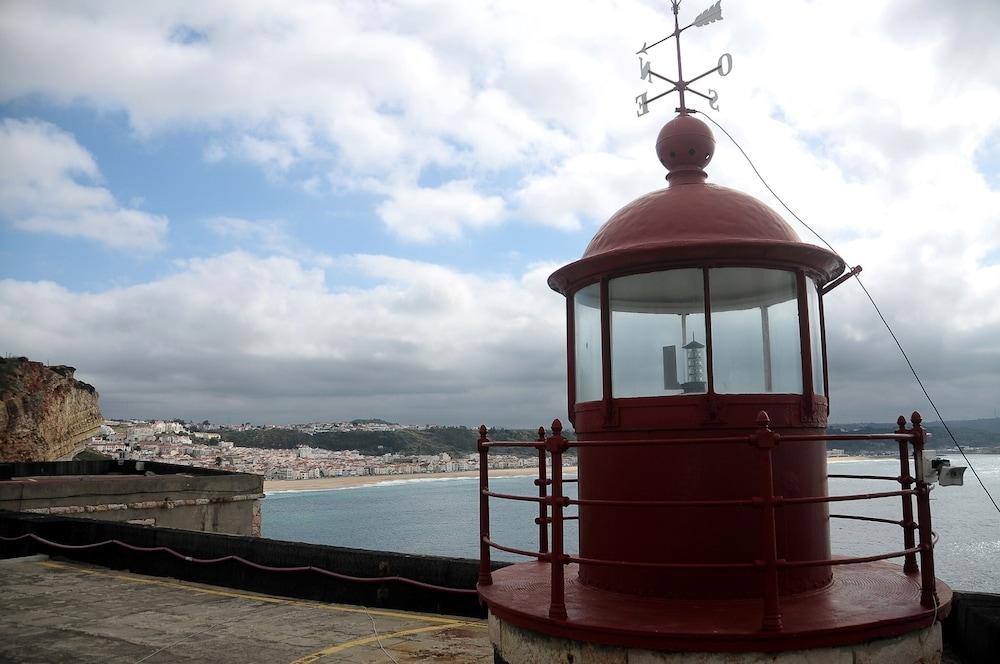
[635,0,732,117]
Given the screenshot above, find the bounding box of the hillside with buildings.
[216,422,553,457]
[86,419,562,481]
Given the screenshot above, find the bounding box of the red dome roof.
[583,183,801,259]
[548,115,845,294]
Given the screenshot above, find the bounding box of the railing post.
[754,410,783,632]
[534,426,549,555]
[896,415,918,575]
[911,412,939,608]
[547,419,568,620]
[477,425,492,586]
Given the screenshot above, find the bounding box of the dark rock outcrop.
[0,357,103,461]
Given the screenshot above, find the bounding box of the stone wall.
[0,509,502,618]
[0,461,263,536]
[0,357,103,462]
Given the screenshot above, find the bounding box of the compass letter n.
[636,92,649,117]
[639,57,653,83]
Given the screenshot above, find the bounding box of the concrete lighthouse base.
[480,561,951,664]
[489,615,942,664]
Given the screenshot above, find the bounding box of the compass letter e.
[636,92,649,117]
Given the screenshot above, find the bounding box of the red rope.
[0,532,478,595]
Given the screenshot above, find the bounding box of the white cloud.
[376,180,505,242]
[206,217,291,250]
[1,1,999,421]
[0,118,168,250]
[0,252,567,425]
[514,151,662,231]
[205,216,334,267]
[0,0,644,241]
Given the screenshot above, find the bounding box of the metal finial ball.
[551,419,563,434]
[656,115,715,179]
[756,410,770,427]
[479,424,488,436]
[897,415,907,428]
[910,411,922,426]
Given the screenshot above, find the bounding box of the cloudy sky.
[1,0,998,427]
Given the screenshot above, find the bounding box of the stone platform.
[0,556,491,663]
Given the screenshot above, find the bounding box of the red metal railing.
[477,411,938,630]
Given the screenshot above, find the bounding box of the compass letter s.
[636,93,649,117]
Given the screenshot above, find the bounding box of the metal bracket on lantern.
[635,0,733,117]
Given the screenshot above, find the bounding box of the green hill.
[217,426,566,457]
[828,417,1000,453]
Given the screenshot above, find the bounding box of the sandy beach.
[264,456,872,493]
[264,466,578,493]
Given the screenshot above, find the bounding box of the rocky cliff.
[0,357,103,462]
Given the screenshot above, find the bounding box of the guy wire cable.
[690,108,1000,517]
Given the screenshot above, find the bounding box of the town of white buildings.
[88,419,560,481]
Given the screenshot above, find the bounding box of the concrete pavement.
[0,556,491,663]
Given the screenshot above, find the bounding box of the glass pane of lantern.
[609,269,707,398]
[574,284,603,402]
[709,268,802,394]
[807,279,825,395]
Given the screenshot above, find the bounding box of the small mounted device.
[921,456,967,487]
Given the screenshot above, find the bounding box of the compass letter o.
[718,53,733,77]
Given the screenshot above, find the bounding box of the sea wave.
[265,472,556,496]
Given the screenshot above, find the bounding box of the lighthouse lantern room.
[477,2,952,662]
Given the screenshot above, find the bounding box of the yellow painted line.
[35,560,464,625]
[288,622,465,664]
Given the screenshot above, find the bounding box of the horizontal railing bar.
[781,433,914,443]
[483,433,913,450]
[827,474,903,482]
[568,555,756,570]
[482,537,544,560]
[480,441,542,449]
[830,514,909,527]
[482,490,544,504]
[569,497,755,508]
[562,478,578,483]
[782,489,914,505]
[781,547,921,569]
[562,515,579,521]
[569,436,752,448]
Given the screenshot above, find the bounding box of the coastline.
[264,466,578,493]
[263,456,870,494]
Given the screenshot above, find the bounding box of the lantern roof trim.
[548,239,845,294]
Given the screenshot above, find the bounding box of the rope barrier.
[0,532,478,596]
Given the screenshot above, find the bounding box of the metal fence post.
[547,419,568,620]
[910,412,939,608]
[754,410,783,631]
[535,426,549,555]
[477,425,493,586]
[896,415,918,575]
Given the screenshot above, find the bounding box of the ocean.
[262,454,1000,593]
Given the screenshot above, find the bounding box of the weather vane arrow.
[635,0,732,117]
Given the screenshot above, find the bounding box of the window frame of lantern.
[565,264,830,426]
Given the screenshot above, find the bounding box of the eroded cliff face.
[0,357,104,462]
